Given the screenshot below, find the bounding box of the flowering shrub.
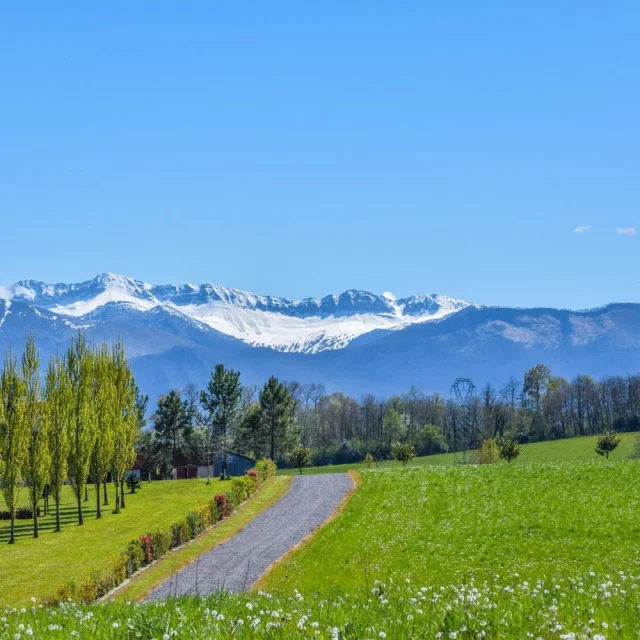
[215,493,234,518]
[139,535,153,564]
[151,530,170,559]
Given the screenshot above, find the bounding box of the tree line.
[137,366,299,481]
[283,365,640,465]
[137,362,640,472]
[0,334,142,544]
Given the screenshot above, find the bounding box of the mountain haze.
[1,274,639,401]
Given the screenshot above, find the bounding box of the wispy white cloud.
[617,227,636,236]
[573,225,591,234]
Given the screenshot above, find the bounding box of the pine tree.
[45,355,72,533]
[259,376,299,461]
[90,344,116,519]
[22,335,50,538]
[0,348,29,544]
[66,333,97,526]
[200,364,241,480]
[153,390,191,475]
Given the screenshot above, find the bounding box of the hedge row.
[0,507,40,520]
[46,459,277,605]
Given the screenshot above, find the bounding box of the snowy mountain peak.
[0,274,477,353]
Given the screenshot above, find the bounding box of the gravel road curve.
[146,473,354,600]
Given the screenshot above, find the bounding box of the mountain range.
[1,273,639,402]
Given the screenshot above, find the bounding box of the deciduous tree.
[45,355,72,533]
[22,335,50,538]
[0,348,28,544]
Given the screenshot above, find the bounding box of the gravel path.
[146,473,354,600]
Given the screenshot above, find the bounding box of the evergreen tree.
[153,390,191,474]
[45,355,72,533]
[259,376,299,460]
[66,333,97,526]
[90,344,116,518]
[22,335,50,538]
[0,348,28,544]
[200,364,242,480]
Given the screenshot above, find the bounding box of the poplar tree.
[23,336,50,538]
[110,340,137,513]
[0,348,29,544]
[45,355,72,533]
[90,344,115,518]
[66,334,97,525]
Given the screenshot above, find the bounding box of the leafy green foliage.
[289,447,311,474]
[595,429,621,460]
[391,441,415,466]
[496,437,522,464]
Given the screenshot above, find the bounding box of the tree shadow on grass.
[0,506,101,542]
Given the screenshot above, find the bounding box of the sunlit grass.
[277,431,640,475]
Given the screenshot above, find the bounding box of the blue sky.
[1,2,638,308]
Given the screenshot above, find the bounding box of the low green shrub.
[125,540,146,577]
[254,458,277,482]
[150,530,170,559]
[171,518,189,547]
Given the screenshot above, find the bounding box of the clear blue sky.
[1,2,638,308]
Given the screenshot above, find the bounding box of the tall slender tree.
[22,336,50,538]
[0,348,28,544]
[153,390,191,475]
[110,340,138,512]
[66,333,97,525]
[259,376,299,460]
[45,355,72,533]
[90,344,115,519]
[201,364,242,480]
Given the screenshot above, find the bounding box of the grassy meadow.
[4,459,640,638]
[265,461,640,593]
[0,477,283,607]
[278,430,640,475]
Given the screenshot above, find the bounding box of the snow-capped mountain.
[0,273,476,354]
[3,273,640,403]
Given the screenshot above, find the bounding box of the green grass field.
[0,478,274,606]
[5,457,640,638]
[266,460,640,593]
[278,430,640,475]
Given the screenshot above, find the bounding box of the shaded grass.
[112,476,292,602]
[277,430,640,475]
[265,459,640,593]
[0,479,235,606]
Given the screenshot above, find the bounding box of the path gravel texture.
[146,473,354,600]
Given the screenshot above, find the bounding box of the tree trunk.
[77,491,84,525]
[113,479,120,513]
[103,480,108,505]
[33,505,39,538]
[84,486,88,502]
[95,482,101,518]
[120,479,126,508]
[9,513,15,544]
[55,496,61,532]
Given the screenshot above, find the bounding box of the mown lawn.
[277,430,640,475]
[0,479,256,606]
[265,459,640,593]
